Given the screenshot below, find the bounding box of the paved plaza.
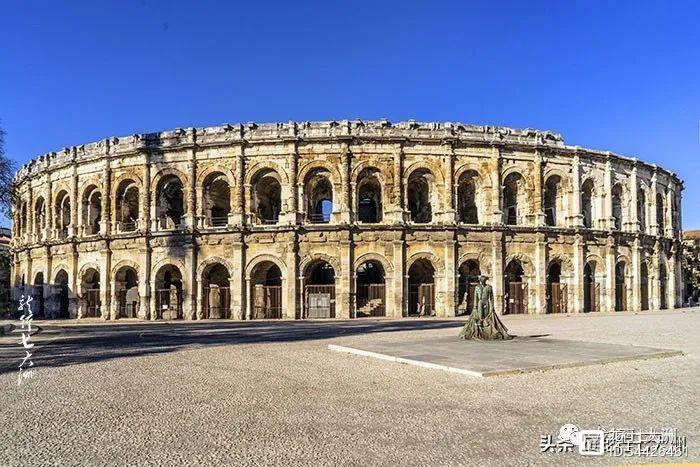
[1,310,699,466]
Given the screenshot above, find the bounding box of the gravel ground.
[0,310,698,466]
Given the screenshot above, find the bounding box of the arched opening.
[251,169,282,224]
[250,262,282,319]
[115,267,139,318]
[611,184,623,230]
[457,171,480,224]
[615,262,627,311]
[33,272,44,318]
[304,261,336,318]
[81,186,102,235]
[504,260,527,314]
[305,169,333,224]
[34,197,46,240]
[659,263,667,309]
[155,265,183,320]
[115,179,139,232]
[583,262,599,312]
[638,189,647,233]
[640,262,650,310]
[544,175,563,227]
[355,260,385,317]
[408,259,435,316]
[19,202,27,236]
[81,268,101,318]
[656,192,665,234]
[407,169,433,223]
[204,173,230,227]
[202,263,231,319]
[156,174,185,229]
[54,190,71,238]
[503,172,524,225]
[547,261,566,313]
[54,269,70,319]
[457,260,481,315]
[581,179,595,228]
[357,168,382,223]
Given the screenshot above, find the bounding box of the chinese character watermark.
[541,424,688,457]
[17,294,37,385]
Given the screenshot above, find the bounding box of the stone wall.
[9,120,684,319]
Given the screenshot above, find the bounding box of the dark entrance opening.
[304,261,335,318]
[355,260,385,317]
[504,260,526,314]
[250,262,282,319]
[458,260,480,315]
[547,261,566,314]
[408,259,435,316]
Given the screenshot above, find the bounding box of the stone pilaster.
[491,231,504,315]
[70,153,78,237]
[534,232,546,313]
[604,234,616,312]
[572,233,584,313]
[101,157,112,235]
[569,153,583,227]
[339,144,351,224]
[338,232,352,318]
[628,164,639,232]
[490,146,503,225]
[442,232,456,317]
[603,158,614,230]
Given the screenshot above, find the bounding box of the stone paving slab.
[328,336,683,377]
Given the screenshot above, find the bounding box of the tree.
[0,121,17,218]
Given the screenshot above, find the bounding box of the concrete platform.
[328,336,683,377]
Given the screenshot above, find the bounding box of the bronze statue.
[458,275,512,340]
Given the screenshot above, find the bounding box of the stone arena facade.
[10,120,684,320]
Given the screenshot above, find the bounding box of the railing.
[155,287,182,320]
[156,216,186,230]
[203,286,231,319]
[118,220,138,232]
[355,284,385,317]
[307,213,330,224]
[251,285,282,319]
[208,216,228,228]
[408,283,435,316]
[305,284,335,318]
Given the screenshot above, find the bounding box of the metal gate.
[155,288,183,320]
[84,288,101,318]
[305,285,335,319]
[203,286,231,319]
[549,283,567,314]
[252,285,282,319]
[615,283,627,311]
[356,284,385,317]
[408,284,435,316]
[506,282,527,314]
[117,290,138,318]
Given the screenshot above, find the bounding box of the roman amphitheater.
[10,120,684,321]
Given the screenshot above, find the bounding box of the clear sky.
[1,0,698,228]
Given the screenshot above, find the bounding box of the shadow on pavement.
[0,319,465,375]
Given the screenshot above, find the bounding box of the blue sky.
[1,0,698,228]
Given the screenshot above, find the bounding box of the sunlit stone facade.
[10,120,684,320]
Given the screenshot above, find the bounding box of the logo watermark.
[17,294,37,385]
[541,424,687,457]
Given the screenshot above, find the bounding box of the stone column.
[101,241,111,320]
[46,180,53,241]
[572,234,584,313]
[650,172,659,236]
[230,234,244,319]
[532,152,546,227]
[187,147,197,229]
[338,232,352,318]
[288,144,300,226]
[442,143,456,224]
[141,243,151,320]
[392,144,405,223]
[285,232,298,319]
[631,238,641,312]
[230,145,245,226]
[443,233,456,317]
[604,235,616,312]
[570,154,583,227]
[603,158,613,230]
[70,155,78,237]
[628,164,639,232]
[101,159,112,235]
[668,245,678,309]
[339,145,351,224]
[651,239,661,310]
[490,146,503,225]
[142,153,151,232]
[392,234,405,318]
[27,187,34,243]
[491,231,504,315]
[534,232,546,313]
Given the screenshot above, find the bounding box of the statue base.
[458,312,513,340]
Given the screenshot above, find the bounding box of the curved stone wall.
[10,120,684,319]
